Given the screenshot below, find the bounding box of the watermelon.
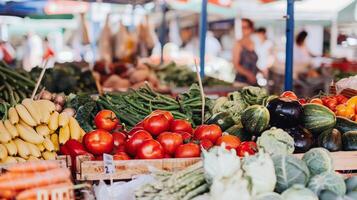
[302,104,336,135]
[241,105,270,135]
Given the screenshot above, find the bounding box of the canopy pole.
[284,0,294,91]
[159,3,168,64]
[199,0,208,78]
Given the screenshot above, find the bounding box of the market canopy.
[0,0,88,17]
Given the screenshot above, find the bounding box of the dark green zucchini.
[225,125,252,142]
[206,112,235,131]
[335,116,357,133]
[342,131,357,151]
[318,129,342,152]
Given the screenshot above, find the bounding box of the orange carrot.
[16,181,73,200]
[0,172,36,183]
[0,168,71,191]
[0,189,17,199]
[7,160,60,173]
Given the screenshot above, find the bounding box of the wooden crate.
[76,151,357,181]
[294,151,357,171]
[76,155,201,181]
[0,155,71,173]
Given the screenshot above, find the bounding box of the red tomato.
[335,95,348,104]
[236,141,258,157]
[298,98,307,105]
[150,110,174,123]
[310,98,323,105]
[143,114,170,136]
[200,139,213,150]
[175,143,201,158]
[170,119,193,134]
[216,135,241,150]
[64,139,89,156]
[113,145,126,153]
[177,131,192,142]
[136,140,164,159]
[94,110,119,131]
[113,152,130,160]
[194,124,222,144]
[157,132,183,155]
[128,126,145,136]
[83,129,114,155]
[112,132,127,148]
[280,91,298,100]
[125,130,153,156]
[325,98,338,111]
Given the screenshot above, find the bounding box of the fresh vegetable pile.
[208,88,357,153]
[0,161,72,199]
[0,98,84,164]
[135,145,357,200]
[155,62,231,87]
[67,84,212,132]
[0,62,36,106]
[29,63,98,94]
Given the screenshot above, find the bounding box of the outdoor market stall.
[0,0,356,200]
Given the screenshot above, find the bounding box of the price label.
[103,153,115,174]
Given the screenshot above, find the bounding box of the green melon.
[302,103,336,135]
[241,105,270,135]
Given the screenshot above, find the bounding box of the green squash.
[225,124,252,141]
[342,131,357,151]
[302,103,336,135]
[317,129,342,152]
[206,112,235,131]
[241,105,270,136]
[335,116,357,133]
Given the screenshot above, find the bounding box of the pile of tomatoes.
[280,91,357,122]
[61,109,259,162]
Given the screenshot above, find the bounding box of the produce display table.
[75,151,357,181]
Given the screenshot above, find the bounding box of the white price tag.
[103,153,115,174]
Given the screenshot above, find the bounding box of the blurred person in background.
[0,40,15,66]
[294,30,312,76]
[253,27,274,77]
[22,32,43,71]
[181,25,222,57]
[232,18,258,85]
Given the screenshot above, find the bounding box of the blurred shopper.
[181,26,222,57]
[294,30,312,76]
[254,27,274,77]
[232,19,258,85]
[22,32,43,71]
[0,40,15,65]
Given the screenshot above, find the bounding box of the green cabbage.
[302,148,333,176]
[242,151,276,195]
[281,185,318,200]
[257,128,295,156]
[252,192,283,200]
[308,171,347,196]
[272,154,310,193]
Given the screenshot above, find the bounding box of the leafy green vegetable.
[242,151,276,195]
[308,172,346,196]
[252,192,283,200]
[302,148,333,176]
[281,185,318,200]
[240,86,269,105]
[257,128,295,156]
[272,154,310,193]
